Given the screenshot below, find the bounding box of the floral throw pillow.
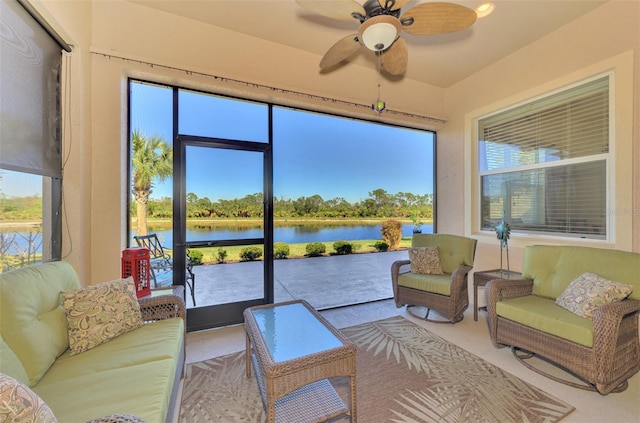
[555,272,633,319]
[62,277,143,355]
[409,247,444,275]
[0,373,57,423]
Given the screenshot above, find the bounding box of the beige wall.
[441,1,640,272]
[36,0,638,284]
[31,0,93,281]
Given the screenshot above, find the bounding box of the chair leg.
[186,274,196,307]
[406,305,461,324]
[511,347,629,394]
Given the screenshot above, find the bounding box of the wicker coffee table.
[244,300,356,423]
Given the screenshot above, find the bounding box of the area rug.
[180,316,575,422]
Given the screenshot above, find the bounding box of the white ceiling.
[128,0,606,88]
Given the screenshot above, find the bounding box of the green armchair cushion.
[522,245,640,300]
[397,273,454,296]
[61,277,143,355]
[496,295,594,347]
[411,234,475,274]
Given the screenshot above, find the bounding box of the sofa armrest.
[391,260,411,305]
[485,278,533,347]
[592,298,640,389]
[139,291,186,323]
[451,265,473,292]
[391,259,411,277]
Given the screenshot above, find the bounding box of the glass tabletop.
[250,302,344,363]
[480,269,521,279]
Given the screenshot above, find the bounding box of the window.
[0,0,68,270]
[478,76,609,240]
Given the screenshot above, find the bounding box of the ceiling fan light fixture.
[475,2,495,18]
[358,15,401,52]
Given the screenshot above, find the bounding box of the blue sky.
[0,82,435,201]
[0,170,41,197]
[132,81,435,203]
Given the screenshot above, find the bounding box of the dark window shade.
[0,0,62,178]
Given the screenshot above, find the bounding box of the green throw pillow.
[62,277,143,355]
[409,247,444,275]
[555,272,633,319]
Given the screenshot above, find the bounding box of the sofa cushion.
[0,373,57,423]
[62,277,143,355]
[409,247,443,275]
[33,317,184,422]
[555,272,633,319]
[397,272,453,296]
[0,336,29,385]
[0,261,80,386]
[496,295,594,347]
[522,245,640,300]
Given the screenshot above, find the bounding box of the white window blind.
[478,77,609,239]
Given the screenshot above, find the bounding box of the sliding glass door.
[175,141,272,331]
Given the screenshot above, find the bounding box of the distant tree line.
[137,188,433,220]
[0,196,43,221]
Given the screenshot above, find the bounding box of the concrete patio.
[188,250,409,310]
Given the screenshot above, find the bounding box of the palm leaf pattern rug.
[180,316,574,422]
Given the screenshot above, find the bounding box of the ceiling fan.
[296,0,478,75]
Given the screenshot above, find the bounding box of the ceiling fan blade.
[401,2,477,36]
[377,0,411,12]
[296,0,365,21]
[381,37,408,75]
[319,34,362,69]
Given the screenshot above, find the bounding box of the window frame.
[477,76,610,241]
[0,0,65,269]
[466,71,619,247]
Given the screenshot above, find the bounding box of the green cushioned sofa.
[485,245,640,394]
[0,261,185,422]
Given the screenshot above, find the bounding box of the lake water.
[148,223,434,246]
[4,223,434,254]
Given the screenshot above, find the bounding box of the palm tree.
[131,130,172,237]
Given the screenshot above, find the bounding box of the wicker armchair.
[485,245,640,394]
[391,234,477,323]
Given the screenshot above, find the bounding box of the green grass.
[188,237,413,265]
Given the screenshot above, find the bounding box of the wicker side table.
[473,269,521,321]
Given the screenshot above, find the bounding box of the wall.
[31,0,93,282]
[38,0,446,284]
[440,1,639,271]
[35,1,638,284]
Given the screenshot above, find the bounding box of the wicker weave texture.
[486,277,640,394]
[392,261,473,323]
[87,414,146,422]
[244,300,356,423]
